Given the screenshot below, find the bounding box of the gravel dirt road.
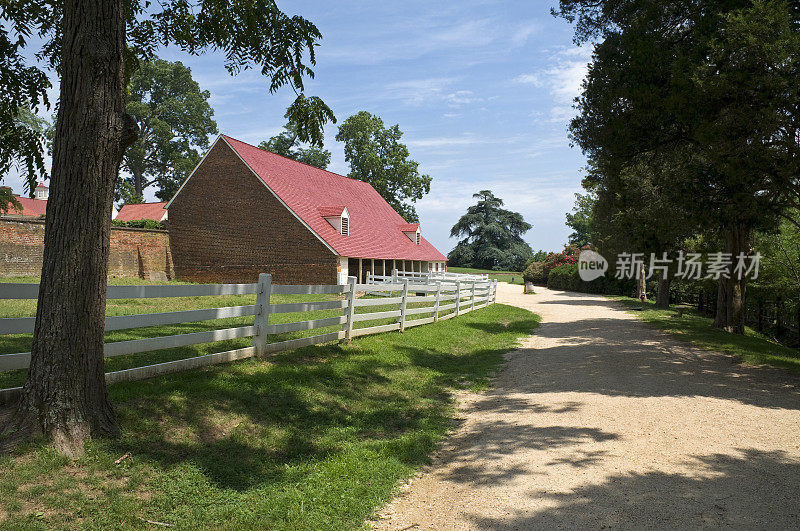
[373,284,800,530]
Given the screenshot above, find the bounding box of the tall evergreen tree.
[448,191,533,271]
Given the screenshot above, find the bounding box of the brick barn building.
[166,135,447,284]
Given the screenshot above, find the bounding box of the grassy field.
[614,297,800,374]
[0,300,539,530]
[0,277,474,390]
[447,267,523,285]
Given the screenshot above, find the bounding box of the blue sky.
[7,1,591,254]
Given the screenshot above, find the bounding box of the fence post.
[343,276,357,344]
[392,268,398,284]
[366,271,372,285]
[455,280,461,317]
[434,281,441,322]
[471,281,476,311]
[399,278,409,332]
[253,273,272,357]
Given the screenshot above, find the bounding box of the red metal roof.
[318,205,347,217]
[9,195,47,217]
[398,223,420,232]
[220,135,446,262]
[116,202,167,222]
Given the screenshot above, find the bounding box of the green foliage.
[259,109,333,169]
[556,0,800,332]
[0,106,50,210]
[335,111,431,222]
[547,263,634,296]
[531,249,548,262]
[0,186,22,215]
[523,261,547,285]
[1,0,333,204]
[559,0,800,236]
[448,190,533,271]
[0,3,54,205]
[565,192,594,247]
[754,211,800,300]
[110,218,166,230]
[543,245,579,273]
[119,58,218,204]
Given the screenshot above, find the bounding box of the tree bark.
[656,273,670,309]
[636,262,647,301]
[8,0,138,457]
[712,223,750,334]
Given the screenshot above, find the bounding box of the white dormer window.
[400,223,421,245]
[320,206,349,236]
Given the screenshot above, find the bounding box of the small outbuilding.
[116,201,168,223]
[166,135,447,284]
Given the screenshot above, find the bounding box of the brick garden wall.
[0,218,173,280]
[168,140,339,284]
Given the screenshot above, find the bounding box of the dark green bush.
[111,218,166,230]
[546,263,635,295]
[523,261,547,284]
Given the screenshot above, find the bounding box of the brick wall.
[168,140,339,284]
[0,218,173,280]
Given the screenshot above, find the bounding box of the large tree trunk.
[656,273,670,309]
[9,0,138,457]
[712,223,750,335]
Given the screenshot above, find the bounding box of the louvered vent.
[341,216,349,236]
[415,232,420,245]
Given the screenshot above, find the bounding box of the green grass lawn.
[0,302,539,530]
[447,267,523,285]
[614,297,800,374]
[0,277,471,390]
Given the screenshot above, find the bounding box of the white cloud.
[383,77,457,104]
[406,136,482,148]
[445,90,482,106]
[510,21,542,47]
[514,73,543,86]
[514,45,592,122]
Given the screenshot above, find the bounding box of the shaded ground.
[374,285,800,529]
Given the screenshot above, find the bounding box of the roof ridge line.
[220,134,366,184]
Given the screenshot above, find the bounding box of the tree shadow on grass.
[103,341,474,492]
[466,448,800,529]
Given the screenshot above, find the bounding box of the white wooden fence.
[368,269,489,286]
[0,275,497,402]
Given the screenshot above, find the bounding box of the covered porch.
[342,257,446,284]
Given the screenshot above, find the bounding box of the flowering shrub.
[543,245,579,273]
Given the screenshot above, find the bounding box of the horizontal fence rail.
[0,274,498,402]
